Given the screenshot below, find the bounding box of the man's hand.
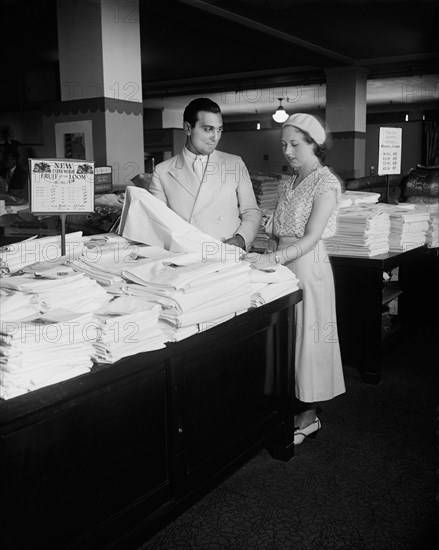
[223,234,246,249]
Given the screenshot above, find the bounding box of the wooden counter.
[330,245,438,384]
[0,290,302,550]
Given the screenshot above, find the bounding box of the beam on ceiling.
[142,66,324,97]
[359,51,439,66]
[178,0,355,65]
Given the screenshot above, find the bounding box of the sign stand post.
[60,213,67,256]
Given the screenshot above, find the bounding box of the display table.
[330,245,438,384]
[0,290,302,550]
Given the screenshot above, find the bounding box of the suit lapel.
[168,152,200,199]
[192,151,222,216]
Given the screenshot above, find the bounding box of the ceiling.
[141,75,439,117]
[2,0,439,116]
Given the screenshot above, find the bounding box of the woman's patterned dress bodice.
[273,165,342,239]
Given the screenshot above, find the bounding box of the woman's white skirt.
[283,239,346,402]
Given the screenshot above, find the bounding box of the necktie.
[192,156,204,183]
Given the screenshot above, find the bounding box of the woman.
[248,113,346,445]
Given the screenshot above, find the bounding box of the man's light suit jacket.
[148,149,261,245]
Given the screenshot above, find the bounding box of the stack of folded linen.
[251,173,281,216]
[251,174,289,251]
[389,208,430,252]
[0,232,84,274]
[249,264,300,307]
[122,255,252,327]
[377,204,430,252]
[92,296,166,364]
[339,190,381,208]
[159,310,238,342]
[69,239,195,287]
[426,205,439,248]
[325,205,391,257]
[158,321,200,343]
[0,310,96,400]
[67,256,125,286]
[67,233,132,285]
[252,214,271,252]
[83,232,127,246]
[198,312,237,331]
[0,288,40,322]
[1,265,111,314]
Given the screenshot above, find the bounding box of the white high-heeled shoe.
[293,417,321,445]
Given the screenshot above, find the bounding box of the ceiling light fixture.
[272,98,289,123]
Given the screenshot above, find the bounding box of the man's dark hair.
[183,98,222,128]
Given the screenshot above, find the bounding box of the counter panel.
[0,291,302,550]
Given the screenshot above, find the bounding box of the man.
[1,150,28,199]
[148,98,261,249]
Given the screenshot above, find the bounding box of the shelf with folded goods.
[381,279,403,344]
[381,312,403,345]
[330,245,435,384]
[382,281,403,306]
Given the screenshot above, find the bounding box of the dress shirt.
[183,147,208,183]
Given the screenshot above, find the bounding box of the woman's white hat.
[282,113,326,145]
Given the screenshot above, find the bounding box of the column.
[325,67,368,181]
[43,0,144,189]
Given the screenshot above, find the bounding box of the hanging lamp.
[272,98,289,123]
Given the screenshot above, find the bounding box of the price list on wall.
[377,127,402,176]
[29,158,95,214]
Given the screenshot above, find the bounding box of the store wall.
[0,111,44,147]
[220,124,356,179]
[220,115,428,182]
[2,105,434,184]
[219,128,288,175]
[163,110,184,128]
[2,104,144,187]
[0,111,47,167]
[41,109,107,165]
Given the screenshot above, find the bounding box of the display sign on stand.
[377,127,402,203]
[29,158,95,255]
